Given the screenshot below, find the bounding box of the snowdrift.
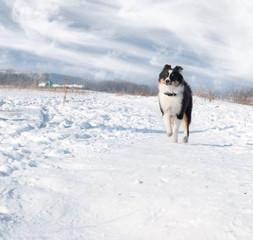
[0,89,252,240]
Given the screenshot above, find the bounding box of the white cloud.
[0,0,253,90]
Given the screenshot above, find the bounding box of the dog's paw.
[172,136,178,143]
[182,136,188,143]
[167,132,172,137]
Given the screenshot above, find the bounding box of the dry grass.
[0,85,38,90]
[193,88,217,102]
[194,88,253,106]
[224,89,253,106]
[116,90,158,97]
[0,84,86,95]
[1,84,252,106]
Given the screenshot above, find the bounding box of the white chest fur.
[159,84,184,115]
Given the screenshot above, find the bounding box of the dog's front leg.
[172,117,182,143]
[163,113,172,137]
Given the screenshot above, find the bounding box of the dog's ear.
[174,66,183,72]
[159,64,171,82]
[163,64,172,71]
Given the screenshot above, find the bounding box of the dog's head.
[159,65,184,86]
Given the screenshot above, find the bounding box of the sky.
[1,0,253,90]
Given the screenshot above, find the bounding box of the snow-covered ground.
[0,89,252,240]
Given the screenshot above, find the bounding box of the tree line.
[84,80,157,96]
[0,70,157,95]
[0,70,49,88]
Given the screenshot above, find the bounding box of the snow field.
[0,89,253,240]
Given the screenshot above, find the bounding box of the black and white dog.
[158,65,192,143]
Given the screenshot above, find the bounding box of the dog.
[158,64,192,143]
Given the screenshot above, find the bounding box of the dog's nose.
[165,79,170,85]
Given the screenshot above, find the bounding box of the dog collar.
[164,92,177,96]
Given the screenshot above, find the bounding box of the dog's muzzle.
[165,79,171,85]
